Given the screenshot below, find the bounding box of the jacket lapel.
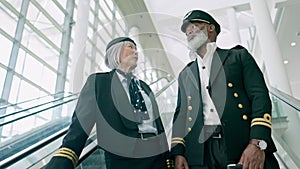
[188,60,201,89]
[110,70,138,129]
[209,48,229,85]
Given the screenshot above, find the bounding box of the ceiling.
[276,1,300,99]
[114,0,300,99]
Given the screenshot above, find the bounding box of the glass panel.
[35,15,62,46]
[22,26,46,53]
[269,93,299,168]
[0,67,6,96]
[14,48,26,74]
[6,0,22,11]
[26,1,41,23]
[22,25,59,68]
[75,148,106,169]
[96,35,106,52]
[0,34,12,66]
[100,0,112,22]
[89,9,95,24]
[22,55,43,85]
[84,56,91,75]
[43,53,59,71]
[87,25,93,38]
[116,14,127,34]
[40,66,56,93]
[86,38,92,54]
[0,3,17,37]
[17,80,41,102]
[57,0,68,9]
[90,0,95,9]
[97,27,111,44]
[95,51,104,64]
[98,9,109,25]
[115,21,126,35]
[105,0,114,12]
[115,9,123,20]
[8,76,21,104]
[42,0,65,25]
[26,3,62,46]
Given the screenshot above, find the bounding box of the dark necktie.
[115,69,150,123]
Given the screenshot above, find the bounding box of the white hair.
[104,42,125,69]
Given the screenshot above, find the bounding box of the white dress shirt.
[193,42,221,125]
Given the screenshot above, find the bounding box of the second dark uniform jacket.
[171,46,277,166]
[45,69,168,169]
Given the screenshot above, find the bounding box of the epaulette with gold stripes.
[251,113,272,128]
[53,147,78,167]
[171,137,185,146]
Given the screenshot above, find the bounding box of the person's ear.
[208,24,215,33]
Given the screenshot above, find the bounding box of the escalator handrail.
[76,135,98,165]
[0,92,79,119]
[0,96,78,127]
[0,91,68,110]
[149,77,172,86]
[268,86,300,112]
[0,127,69,168]
[154,79,176,97]
[1,77,176,168]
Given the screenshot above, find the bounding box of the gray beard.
[188,31,208,51]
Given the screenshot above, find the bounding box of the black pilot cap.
[106,37,136,51]
[181,10,221,35]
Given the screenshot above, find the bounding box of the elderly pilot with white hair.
[45,37,169,169]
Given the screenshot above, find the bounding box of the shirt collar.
[189,42,217,60]
[204,42,217,59]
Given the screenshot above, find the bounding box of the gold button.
[188,127,192,132]
[228,83,233,88]
[264,113,272,122]
[187,96,192,100]
[188,117,192,122]
[188,106,192,111]
[243,115,248,120]
[238,103,243,109]
[234,92,239,98]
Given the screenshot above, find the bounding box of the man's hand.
[238,144,265,169]
[175,155,189,169]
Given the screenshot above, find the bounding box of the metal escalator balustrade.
[268,86,300,169]
[0,92,79,168]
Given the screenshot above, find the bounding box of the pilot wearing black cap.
[170,10,280,169]
[45,37,169,169]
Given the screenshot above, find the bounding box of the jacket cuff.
[45,156,74,169]
[170,137,185,156]
[49,147,79,168]
[250,114,273,151]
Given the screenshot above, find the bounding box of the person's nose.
[185,28,194,36]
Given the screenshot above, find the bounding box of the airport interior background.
[0,0,300,168]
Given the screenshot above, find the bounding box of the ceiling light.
[283,60,289,64]
[290,42,296,47]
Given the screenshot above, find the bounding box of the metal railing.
[0,92,80,168]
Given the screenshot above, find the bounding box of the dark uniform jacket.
[171,46,277,166]
[45,70,168,169]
